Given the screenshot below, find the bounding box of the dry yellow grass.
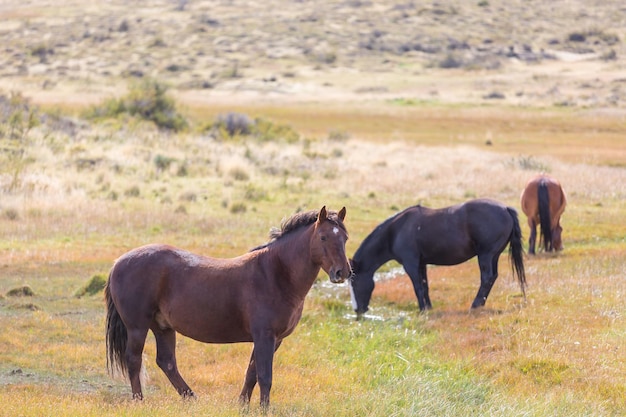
[2,109,624,414]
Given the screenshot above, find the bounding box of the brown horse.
[520,175,567,254]
[105,206,350,408]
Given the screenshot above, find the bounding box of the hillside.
[1,0,625,109]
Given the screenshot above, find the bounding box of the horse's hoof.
[182,390,196,399]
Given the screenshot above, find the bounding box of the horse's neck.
[270,229,320,296]
[354,228,393,274]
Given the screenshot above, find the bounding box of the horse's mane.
[353,204,421,260]
[250,209,346,252]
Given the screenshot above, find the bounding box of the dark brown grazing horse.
[520,175,567,254]
[349,199,526,315]
[105,206,350,408]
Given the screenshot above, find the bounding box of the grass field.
[1,97,624,416]
[1,0,626,416]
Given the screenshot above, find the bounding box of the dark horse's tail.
[105,272,129,377]
[506,207,527,300]
[538,180,552,252]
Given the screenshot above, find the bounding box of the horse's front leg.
[420,263,432,309]
[239,351,257,406]
[404,259,429,311]
[240,334,280,409]
[254,333,277,409]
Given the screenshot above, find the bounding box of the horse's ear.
[338,207,346,221]
[317,206,328,223]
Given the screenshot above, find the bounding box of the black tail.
[537,181,552,252]
[506,207,527,300]
[105,272,128,377]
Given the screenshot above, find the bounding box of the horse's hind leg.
[126,327,149,400]
[152,327,194,398]
[471,255,499,308]
[527,218,537,255]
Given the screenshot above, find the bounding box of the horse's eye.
[320,235,327,241]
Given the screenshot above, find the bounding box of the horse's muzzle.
[329,267,351,284]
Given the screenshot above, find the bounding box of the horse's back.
[393,199,512,264]
[460,198,514,240]
[109,244,187,305]
[111,244,200,283]
[400,199,511,235]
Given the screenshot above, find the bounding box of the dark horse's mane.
[250,209,346,252]
[353,205,421,260]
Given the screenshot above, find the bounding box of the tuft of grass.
[7,302,40,310]
[229,202,247,214]
[2,207,20,220]
[6,285,35,297]
[506,155,550,171]
[123,185,141,198]
[228,166,249,181]
[74,274,107,298]
[154,154,177,173]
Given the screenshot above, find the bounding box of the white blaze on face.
[333,226,339,235]
[349,282,358,311]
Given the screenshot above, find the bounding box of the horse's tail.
[507,207,527,300]
[538,180,552,252]
[105,270,128,378]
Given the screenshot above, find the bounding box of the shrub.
[243,185,267,201]
[229,166,250,181]
[328,129,350,142]
[568,32,586,42]
[124,185,141,197]
[86,80,188,132]
[214,112,254,137]
[439,53,464,69]
[3,207,19,220]
[230,202,247,213]
[154,154,176,173]
[0,92,40,191]
[507,155,550,172]
[179,191,197,202]
[483,91,505,99]
[253,117,300,143]
[0,92,40,140]
[209,114,300,143]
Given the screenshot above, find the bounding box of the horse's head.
[312,206,351,284]
[553,224,564,251]
[348,258,374,320]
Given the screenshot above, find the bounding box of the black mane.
[250,209,346,252]
[353,205,421,261]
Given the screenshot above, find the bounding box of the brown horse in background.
[520,175,567,254]
[105,206,350,408]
